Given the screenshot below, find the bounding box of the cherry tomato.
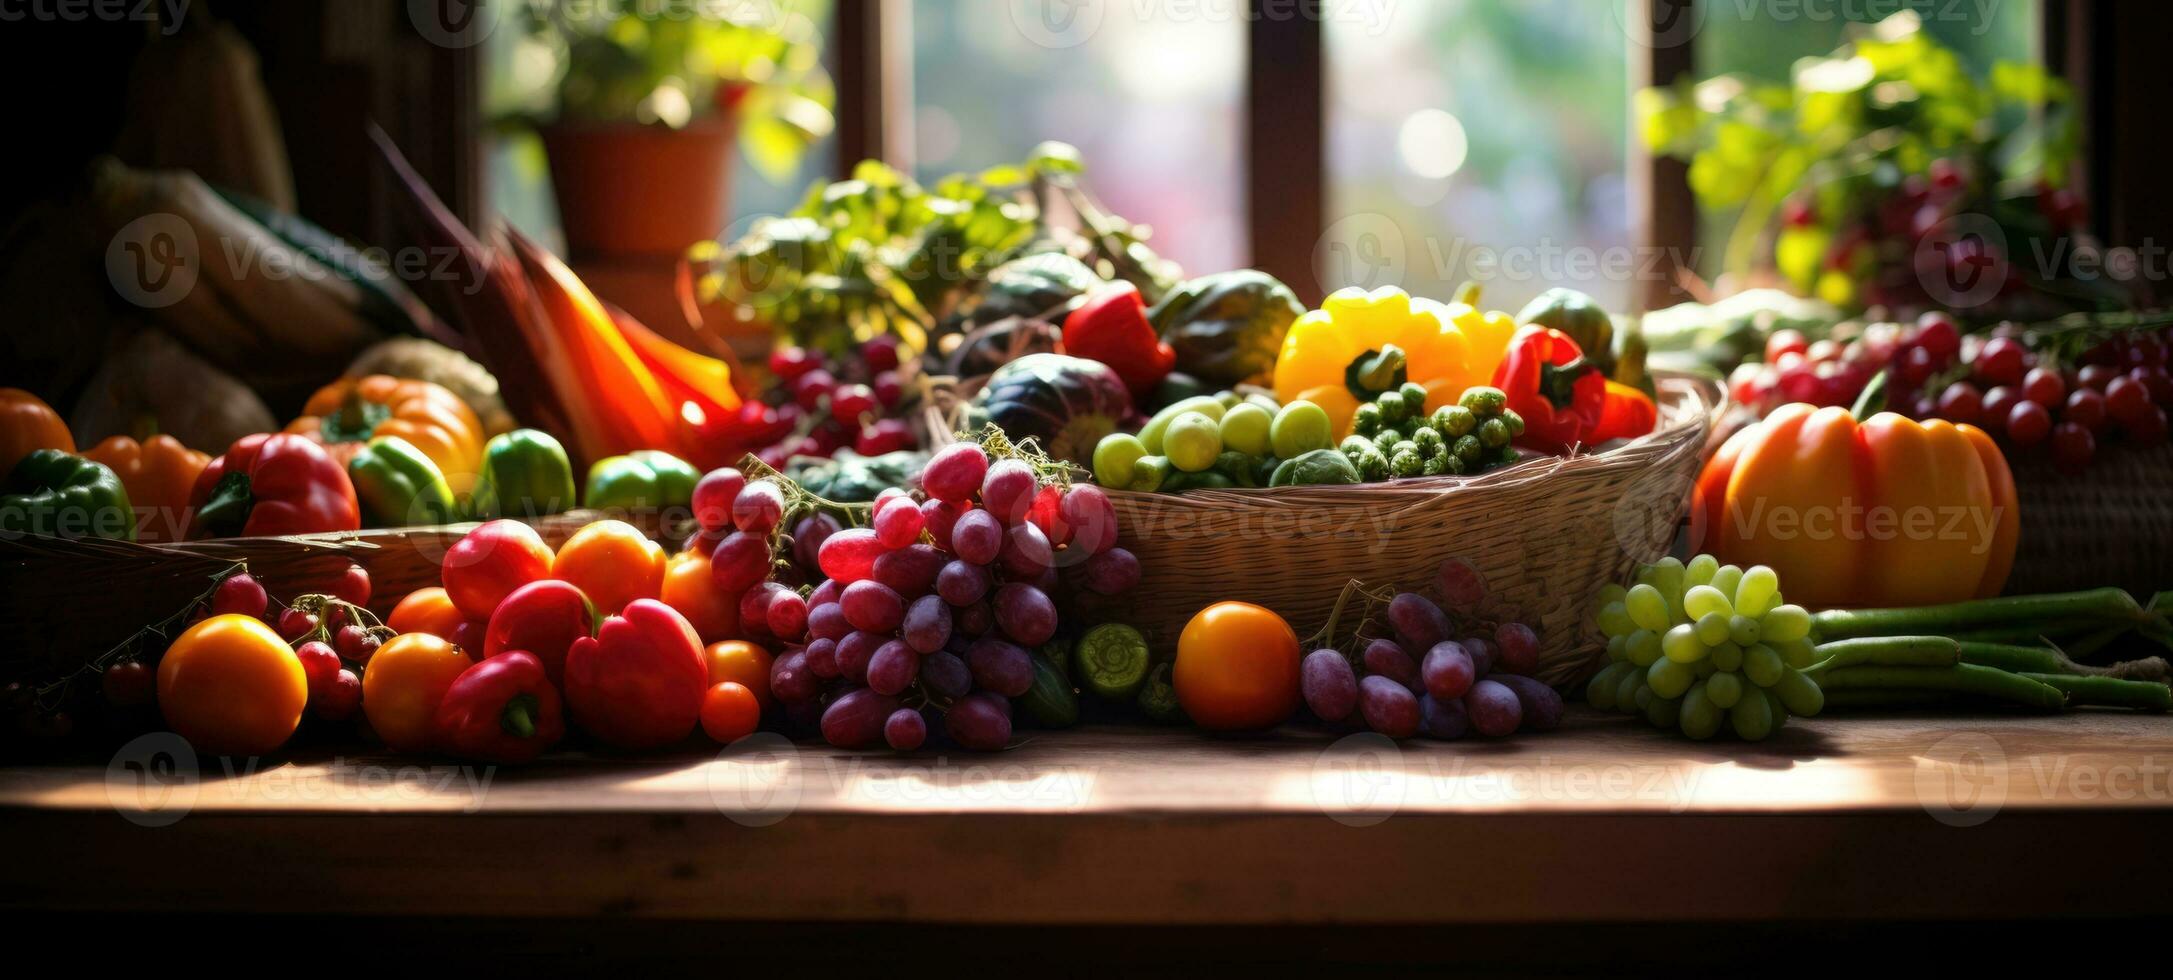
[1975,337,2027,387]
[314,668,362,721]
[551,520,666,617]
[2021,367,2065,409]
[158,614,308,755]
[660,551,739,644]
[700,682,762,743]
[1764,329,1809,363]
[2006,400,2051,446]
[1173,602,1301,731]
[276,608,318,642]
[442,519,555,620]
[704,640,775,708]
[1935,382,1983,427]
[2106,375,2154,428]
[210,572,268,618]
[387,586,466,639]
[2050,421,2094,474]
[362,633,471,752]
[101,660,155,708]
[331,564,372,607]
[2065,388,2108,432]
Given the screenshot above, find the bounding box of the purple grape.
[1418,694,1469,740]
[867,640,919,696]
[902,594,954,654]
[956,600,994,636]
[1435,557,1486,611]
[1463,679,1523,736]
[1300,649,1359,721]
[835,630,885,684]
[980,460,1037,523]
[807,601,851,642]
[1361,638,1421,693]
[921,650,972,698]
[1421,641,1476,701]
[769,650,820,705]
[951,509,1004,565]
[766,590,808,640]
[1387,592,1452,651]
[803,637,839,679]
[732,480,786,533]
[808,578,841,609]
[738,584,780,640]
[936,560,991,606]
[921,443,989,502]
[1462,636,1498,677]
[944,692,1013,750]
[1358,675,1420,738]
[992,582,1057,646]
[1494,622,1542,676]
[840,580,906,632]
[872,543,948,597]
[967,637,1034,696]
[1060,484,1119,555]
[920,498,967,551]
[1079,547,1140,595]
[873,496,926,548]
[820,688,899,748]
[884,708,928,750]
[791,512,841,571]
[999,523,1053,577]
[1492,674,1564,732]
[709,530,770,593]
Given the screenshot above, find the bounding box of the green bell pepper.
[584,449,698,514]
[469,429,577,520]
[349,435,455,527]
[2,449,134,541]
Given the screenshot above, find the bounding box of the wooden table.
[6,709,2173,926]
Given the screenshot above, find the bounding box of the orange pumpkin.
[288,375,484,494]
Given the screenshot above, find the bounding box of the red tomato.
[1173,602,1301,730]
[442,520,555,619]
[700,682,762,743]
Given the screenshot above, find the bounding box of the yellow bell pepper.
[1272,286,1514,437]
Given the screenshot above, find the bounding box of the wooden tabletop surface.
[6,708,2172,923]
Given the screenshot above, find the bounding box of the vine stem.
[1302,578,1397,656]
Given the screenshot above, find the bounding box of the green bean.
[1944,620,2106,646]
[1959,642,2085,675]
[1809,589,2143,642]
[1814,664,2067,711]
[2019,674,2172,712]
[1808,636,1961,671]
[1820,689,1961,710]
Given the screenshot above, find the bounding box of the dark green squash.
[1148,270,1305,387]
[966,353,1134,467]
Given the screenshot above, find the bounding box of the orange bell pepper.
[81,434,209,542]
[288,375,486,495]
[1697,403,2018,609]
[0,387,73,476]
[1586,379,1658,444]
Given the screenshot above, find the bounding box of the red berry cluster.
[730,336,917,470]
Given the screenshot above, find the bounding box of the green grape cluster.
[1585,555,1824,740]
[1347,384,1525,481]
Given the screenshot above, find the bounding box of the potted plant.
[511,2,834,259]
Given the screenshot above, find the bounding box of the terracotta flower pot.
[539,115,735,260]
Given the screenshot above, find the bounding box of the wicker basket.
[1099,374,1724,687]
[0,511,667,685]
[2005,442,2173,597]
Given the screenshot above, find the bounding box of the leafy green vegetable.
[1148,270,1305,388]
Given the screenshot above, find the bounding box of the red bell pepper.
[1586,379,1659,443]
[1063,282,1175,399]
[432,651,565,763]
[484,579,598,688]
[563,598,708,750]
[188,433,361,538]
[1491,326,1606,453]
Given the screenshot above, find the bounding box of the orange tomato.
[388,586,467,639]
[551,519,666,616]
[0,387,73,476]
[1173,601,1301,730]
[80,434,210,542]
[362,633,472,752]
[156,614,308,755]
[442,519,556,619]
[700,682,762,743]
[704,640,774,708]
[660,551,738,643]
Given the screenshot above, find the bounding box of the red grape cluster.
[702,442,1140,751]
[1734,315,2173,472]
[1297,560,1563,740]
[730,336,917,469]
